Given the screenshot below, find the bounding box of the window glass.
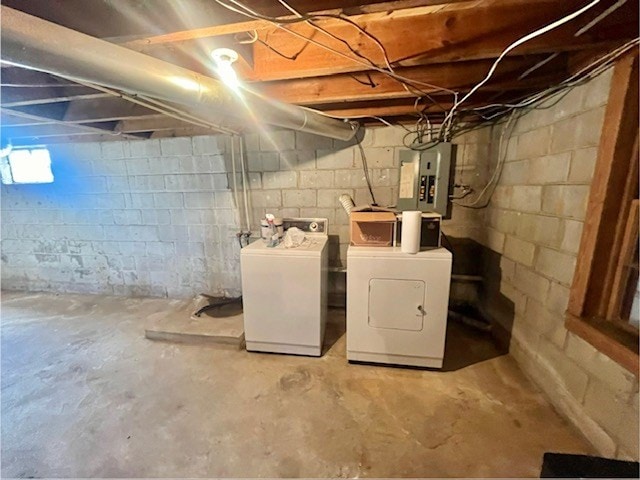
[3,148,54,184]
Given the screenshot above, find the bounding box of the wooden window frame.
[566,53,639,376]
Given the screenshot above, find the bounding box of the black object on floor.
[194,295,243,318]
[541,452,640,478]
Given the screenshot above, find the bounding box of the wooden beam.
[325,103,427,118]
[9,132,150,146]
[4,102,69,121]
[318,97,492,118]
[566,314,639,375]
[599,128,640,319]
[128,37,256,77]
[0,113,51,127]
[244,0,469,16]
[0,66,75,87]
[310,87,540,117]
[119,0,471,49]
[1,122,120,139]
[246,0,637,81]
[121,20,268,49]
[0,106,141,140]
[1,87,109,107]
[150,126,223,138]
[569,53,639,318]
[36,97,235,136]
[61,98,157,123]
[115,115,195,133]
[118,115,242,135]
[607,195,640,322]
[256,56,566,105]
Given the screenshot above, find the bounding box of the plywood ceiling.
[1,0,638,145]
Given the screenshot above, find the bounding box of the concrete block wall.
[479,68,639,460]
[1,125,491,300]
[2,72,635,460]
[241,127,491,274]
[1,136,237,298]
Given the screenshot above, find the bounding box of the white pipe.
[229,136,243,231]
[239,136,252,234]
[0,6,357,141]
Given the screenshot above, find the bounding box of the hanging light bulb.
[211,48,240,91]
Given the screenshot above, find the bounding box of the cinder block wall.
[1,71,636,459]
[1,136,233,298]
[479,68,639,460]
[0,126,490,299]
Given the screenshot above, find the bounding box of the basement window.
[566,55,639,375]
[1,147,54,185]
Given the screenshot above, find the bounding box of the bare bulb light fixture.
[211,48,240,91]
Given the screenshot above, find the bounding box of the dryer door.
[368,278,425,331]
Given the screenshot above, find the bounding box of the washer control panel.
[283,218,328,235]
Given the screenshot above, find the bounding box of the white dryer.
[241,218,328,356]
[347,246,452,368]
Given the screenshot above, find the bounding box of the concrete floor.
[1,291,593,478]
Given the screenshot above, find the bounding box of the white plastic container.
[260,217,284,242]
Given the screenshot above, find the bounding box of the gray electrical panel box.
[397,142,452,216]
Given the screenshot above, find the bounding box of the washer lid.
[242,236,328,256]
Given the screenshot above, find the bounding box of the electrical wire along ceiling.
[0,0,637,146]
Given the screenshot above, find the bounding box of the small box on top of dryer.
[394,212,441,249]
[350,211,396,247]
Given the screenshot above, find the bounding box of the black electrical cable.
[194,296,243,317]
[305,18,380,70]
[401,108,505,151]
[256,38,302,61]
[349,73,376,88]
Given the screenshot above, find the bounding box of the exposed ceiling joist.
[0,0,636,141]
[119,0,472,49]
[257,55,567,105]
[150,126,225,138]
[62,98,158,123]
[2,5,355,140]
[1,89,110,107]
[10,133,140,146]
[318,90,511,117]
[1,122,121,139]
[114,115,197,133]
[2,98,157,124]
[0,65,76,86]
[0,106,144,140]
[245,0,636,81]
[1,113,52,127]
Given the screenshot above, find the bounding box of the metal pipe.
[0,6,357,141]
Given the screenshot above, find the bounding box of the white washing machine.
[241,218,328,356]
[347,246,452,368]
